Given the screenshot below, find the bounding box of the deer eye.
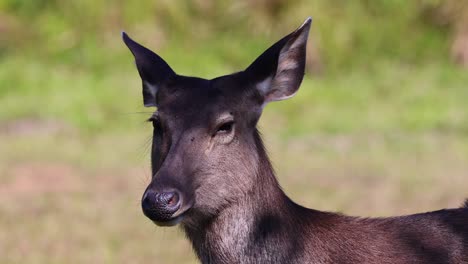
[215,121,234,135]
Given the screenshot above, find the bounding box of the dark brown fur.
[123,18,468,263]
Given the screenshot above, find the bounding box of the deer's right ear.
[122,32,175,107]
[245,18,311,106]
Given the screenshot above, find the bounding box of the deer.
[122,18,468,264]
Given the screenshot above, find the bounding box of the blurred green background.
[1,0,468,263]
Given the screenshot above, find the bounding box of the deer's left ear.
[122,32,175,107]
[245,18,311,105]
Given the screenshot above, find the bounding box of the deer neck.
[182,131,302,263]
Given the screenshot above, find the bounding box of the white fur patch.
[278,57,298,71]
[144,81,158,97]
[143,81,159,107]
[255,76,273,96]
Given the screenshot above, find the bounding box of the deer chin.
[153,214,185,226]
[153,203,193,227]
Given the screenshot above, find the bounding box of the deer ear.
[122,32,175,107]
[245,18,311,105]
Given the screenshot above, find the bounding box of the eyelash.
[147,117,161,129]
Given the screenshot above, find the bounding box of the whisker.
[131,133,152,161]
[117,111,155,115]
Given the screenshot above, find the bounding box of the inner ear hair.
[248,18,312,105]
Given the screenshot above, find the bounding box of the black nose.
[141,189,181,222]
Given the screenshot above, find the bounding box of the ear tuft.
[122,32,175,107]
[246,18,312,106]
[121,31,128,41]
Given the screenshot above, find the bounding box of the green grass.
[2,54,468,135]
[1,0,464,135]
[270,61,468,136]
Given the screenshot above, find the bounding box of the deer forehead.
[157,75,258,119]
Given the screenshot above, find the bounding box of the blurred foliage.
[0,0,467,133]
[0,0,460,66]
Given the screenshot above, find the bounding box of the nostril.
[158,191,180,208]
[141,189,184,222]
[167,192,179,207]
